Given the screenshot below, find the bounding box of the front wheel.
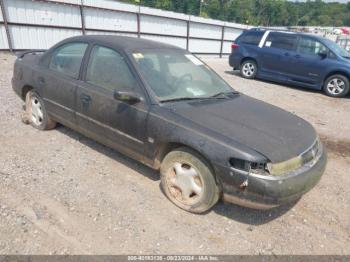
[323,74,349,98]
[240,60,257,79]
[160,147,220,213]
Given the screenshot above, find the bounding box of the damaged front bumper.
[219,142,327,209]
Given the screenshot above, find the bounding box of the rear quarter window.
[49,42,88,78]
[238,31,264,46]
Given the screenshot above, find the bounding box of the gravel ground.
[0,52,349,255]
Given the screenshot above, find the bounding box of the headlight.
[266,155,303,176]
[230,137,320,177]
[266,137,320,176]
[229,158,268,175]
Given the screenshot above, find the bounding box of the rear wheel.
[160,147,220,213]
[323,74,349,98]
[24,90,56,130]
[240,60,257,79]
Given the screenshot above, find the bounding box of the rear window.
[238,31,264,46]
[49,42,88,78]
[265,32,297,51]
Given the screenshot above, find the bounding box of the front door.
[75,45,149,160]
[290,36,329,85]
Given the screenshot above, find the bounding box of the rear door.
[75,45,149,159]
[259,32,298,79]
[40,42,88,127]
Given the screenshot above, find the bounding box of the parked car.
[229,29,350,97]
[12,35,326,213]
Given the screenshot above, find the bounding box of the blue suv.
[229,29,350,97]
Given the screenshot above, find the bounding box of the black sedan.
[12,35,327,213]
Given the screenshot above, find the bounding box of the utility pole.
[199,0,203,17]
[136,0,141,38]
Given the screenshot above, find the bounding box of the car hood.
[343,57,350,63]
[169,95,317,163]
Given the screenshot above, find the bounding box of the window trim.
[48,41,89,80]
[259,30,270,48]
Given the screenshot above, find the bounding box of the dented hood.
[171,95,317,163]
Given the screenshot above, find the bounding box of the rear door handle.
[284,52,290,56]
[295,54,301,59]
[80,94,91,104]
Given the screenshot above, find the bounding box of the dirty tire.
[323,74,350,98]
[160,147,220,213]
[240,59,257,79]
[25,90,56,130]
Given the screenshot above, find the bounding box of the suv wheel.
[24,90,56,130]
[240,60,257,79]
[323,74,349,98]
[160,147,220,213]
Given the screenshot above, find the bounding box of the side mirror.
[113,90,143,104]
[318,51,327,59]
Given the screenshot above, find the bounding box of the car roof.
[63,35,182,51]
[247,28,325,40]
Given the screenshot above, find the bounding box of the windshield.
[323,38,350,58]
[132,49,233,101]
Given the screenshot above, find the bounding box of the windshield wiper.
[160,97,207,103]
[160,91,239,103]
[210,91,239,98]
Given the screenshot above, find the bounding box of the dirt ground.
[0,52,349,255]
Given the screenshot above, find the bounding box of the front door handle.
[295,54,301,59]
[80,94,91,104]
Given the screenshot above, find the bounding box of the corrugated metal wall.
[141,15,187,37]
[84,8,137,32]
[6,0,81,27]
[0,0,249,55]
[0,1,9,49]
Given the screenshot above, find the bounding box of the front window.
[298,37,328,56]
[323,38,350,58]
[132,49,233,101]
[86,46,138,91]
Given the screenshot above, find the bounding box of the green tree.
[121,0,350,27]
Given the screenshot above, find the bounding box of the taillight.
[231,43,239,50]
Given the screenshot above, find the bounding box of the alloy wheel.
[242,62,255,77]
[326,78,346,95]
